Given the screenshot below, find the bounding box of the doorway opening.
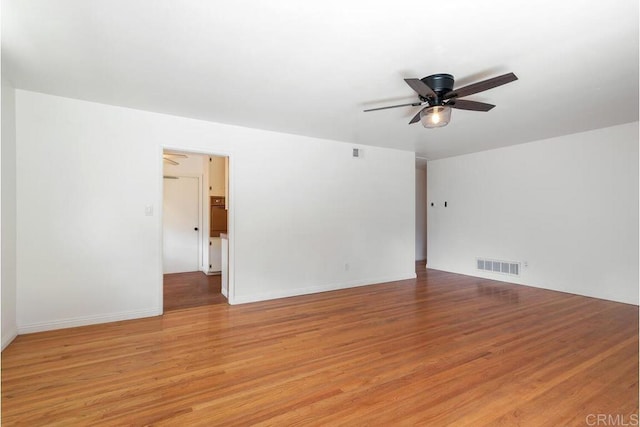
[161,149,231,311]
[415,158,427,267]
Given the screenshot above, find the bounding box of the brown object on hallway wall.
[210,196,227,237]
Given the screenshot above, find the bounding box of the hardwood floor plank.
[2,264,637,425]
[163,271,225,311]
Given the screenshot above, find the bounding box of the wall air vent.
[477,258,520,276]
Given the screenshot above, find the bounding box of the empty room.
[1,1,638,425]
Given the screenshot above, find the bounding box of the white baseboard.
[17,307,162,335]
[201,266,221,276]
[229,272,417,305]
[1,329,18,351]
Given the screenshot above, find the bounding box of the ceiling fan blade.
[163,153,188,158]
[448,99,495,112]
[404,78,437,99]
[163,157,179,165]
[409,108,424,124]
[444,72,518,99]
[363,102,424,112]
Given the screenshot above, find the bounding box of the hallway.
[163,272,227,311]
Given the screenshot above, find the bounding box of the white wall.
[15,90,416,332]
[415,166,427,261]
[1,76,18,348]
[427,122,639,305]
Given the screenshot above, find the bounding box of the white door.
[163,176,200,273]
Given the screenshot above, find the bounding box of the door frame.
[159,146,235,310]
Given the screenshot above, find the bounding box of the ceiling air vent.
[477,258,520,276]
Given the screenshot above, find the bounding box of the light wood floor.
[2,264,638,426]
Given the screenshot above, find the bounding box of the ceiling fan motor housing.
[420,73,454,103]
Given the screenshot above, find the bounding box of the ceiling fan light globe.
[420,106,451,128]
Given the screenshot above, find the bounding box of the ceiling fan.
[163,152,187,165]
[364,72,518,128]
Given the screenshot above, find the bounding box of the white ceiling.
[2,0,638,159]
